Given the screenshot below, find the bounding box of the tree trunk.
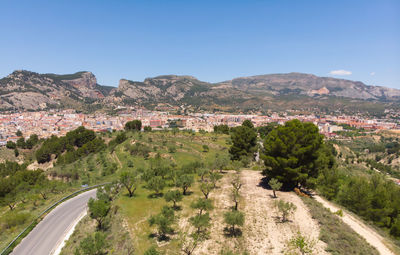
[41,192,47,200]
[273,190,276,198]
[97,219,102,229]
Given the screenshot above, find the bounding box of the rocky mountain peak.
[60,71,97,90]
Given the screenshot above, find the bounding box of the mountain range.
[0,70,399,115]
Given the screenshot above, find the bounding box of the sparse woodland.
[1,120,400,254]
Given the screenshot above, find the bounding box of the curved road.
[11,189,96,255]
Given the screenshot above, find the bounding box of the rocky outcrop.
[62,72,97,89]
[309,86,330,95]
[61,72,104,98]
[113,75,208,102]
[0,70,110,111]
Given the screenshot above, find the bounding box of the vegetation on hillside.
[2,119,400,254]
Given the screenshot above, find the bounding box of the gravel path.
[314,195,395,255]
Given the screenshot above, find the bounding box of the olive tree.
[88,198,110,229]
[164,190,183,209]
[147,176,166,196]
[119,170,140,197]
[200,182,214,199]
[224,210,245,236]
[176,174,194,195]
[191,198,214,216]
[189,212,211,235]
[149,206,175,239]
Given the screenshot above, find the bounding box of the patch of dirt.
[27,160,54,170]
[240,170,328,255]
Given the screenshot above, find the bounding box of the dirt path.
[112,151,123,168]
[241,170,328,255]
[196,171,243,254]
[314,195,395,255]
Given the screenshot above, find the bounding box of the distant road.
[11,189,96,255]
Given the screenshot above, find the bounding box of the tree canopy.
[229,121,257,161]
[262,119,334,189]
[125,120,142,131]
[213,124,230,134]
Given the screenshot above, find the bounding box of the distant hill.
[228,73,400,100]
[1,70,399,115]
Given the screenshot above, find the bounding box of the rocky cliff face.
[112,75,208,102]
[62,71,97,89]
[49,71,104,98]
[0,70,109,111]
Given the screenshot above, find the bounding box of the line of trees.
[35,126,105,164]
[319,169,400,239]
[0,167,64,212]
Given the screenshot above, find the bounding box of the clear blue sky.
[1,0,399,88]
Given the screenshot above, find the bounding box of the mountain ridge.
[1,70,399,114]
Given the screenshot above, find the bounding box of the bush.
[334,209,343,217]
[1,212,31,230]
[125,142,151,158]
[286,231,316,255]
[6,141,16,149]
[275,199,296,222]
[125,120,142,131]
[76,232,108,255]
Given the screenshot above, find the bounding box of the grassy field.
[58,130,233,254]
[113,131,231,254]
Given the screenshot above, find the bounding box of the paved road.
[11,189,97,255]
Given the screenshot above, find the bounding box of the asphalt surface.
[11,189,97,255]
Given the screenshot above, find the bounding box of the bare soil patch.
[240,170,328,255]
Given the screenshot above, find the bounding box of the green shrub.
[1,212,31,230]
